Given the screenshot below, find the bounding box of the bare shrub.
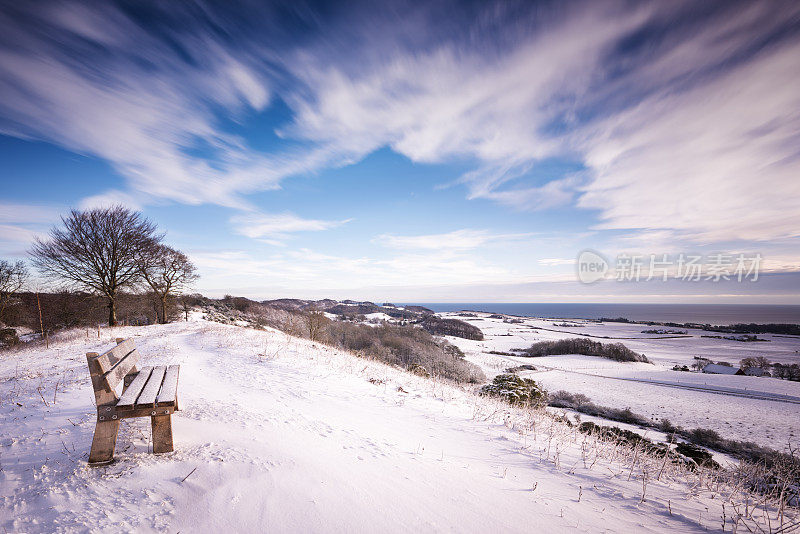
[0,259,28,324]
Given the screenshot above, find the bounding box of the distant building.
[742,367,770,377]
[702,363,743,375]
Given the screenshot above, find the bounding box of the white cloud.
[0,224,44,244]
[0,3,277,209]
[79,190,143,211]
[281,3,648,205]
[230,212,350,241]
[2,0,799,258]
[477,175,582,211]
[538,258,576,266]
[0,202,60,224]
[375,229,531,250]
[280,1,800,242]
[577,37,800,243]
[193,246,515,291]
[0,202,60,256]
[192,245,800,301]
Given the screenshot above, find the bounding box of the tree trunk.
[160,296,167,324]
[108,297,117,326]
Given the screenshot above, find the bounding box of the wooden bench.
[86,338,180,465]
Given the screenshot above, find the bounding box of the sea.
[403,303,800,326]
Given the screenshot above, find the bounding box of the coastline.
[404,302,800,325]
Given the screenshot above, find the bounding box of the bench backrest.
[86,338,140,406]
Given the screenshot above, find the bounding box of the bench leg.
[88,420,120,465]
[151,415,174,454]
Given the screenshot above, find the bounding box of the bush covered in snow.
[518,338,650,363]
[578,422,663,453]
[675,442,720,470]
[681,427,798,472]
[505,364,537,373]
[327,322,485,383]
[409,363,430,377]
[480,374,546,406]
[548,390,652,426]
[577,422,721,470]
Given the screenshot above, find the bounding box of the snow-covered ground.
[440,313,800,451]
[364,312,394,322]
[1,318,789,532]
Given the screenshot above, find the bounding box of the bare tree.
[29,206,161,326]
[740,357,756,369]
[754,355,772,369]
[180,295,191,321]
[740,356,772,370]
[179,293,202,322]
[305,309,330,342]
[0,260,28,324]
[138,244,198,324]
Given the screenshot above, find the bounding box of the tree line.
[0,206,197,330]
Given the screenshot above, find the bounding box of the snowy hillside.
[0,318,793,532]
[440,313,800,450]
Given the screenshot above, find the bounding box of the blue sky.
[1,0,799,302]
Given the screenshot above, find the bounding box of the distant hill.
[260,299,434,320]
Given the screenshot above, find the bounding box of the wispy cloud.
[281,3,647,206]
[192,247,800,302]
[79,190,144,211]
[577,36,800,242]
[375,229,531,250]
[0,224,44,245]
[0,202,59,256]
[0,2,280,209]
[193,246,514,291]
[477,175,583,211]
[280,1,800,242]
[1,0,799,261]
[0,202,60,224]
[538,258,576,266]
[230,212,350,243]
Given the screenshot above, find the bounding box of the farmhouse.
[742,367,770,377]
[701,363,743,375]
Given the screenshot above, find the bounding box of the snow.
[441,313,800,451]
[1,317,787,532]
[364,312,393,321]
[701,363,740,375]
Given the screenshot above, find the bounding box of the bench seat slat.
[156,365,180,407]
[95,339,136,373]
[103,349,140,390]
[116,366,153,409]
[87,339,141,396]
[136,366,166,407]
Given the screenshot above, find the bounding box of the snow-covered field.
[441,313,800,451]
[1,317,790,532]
